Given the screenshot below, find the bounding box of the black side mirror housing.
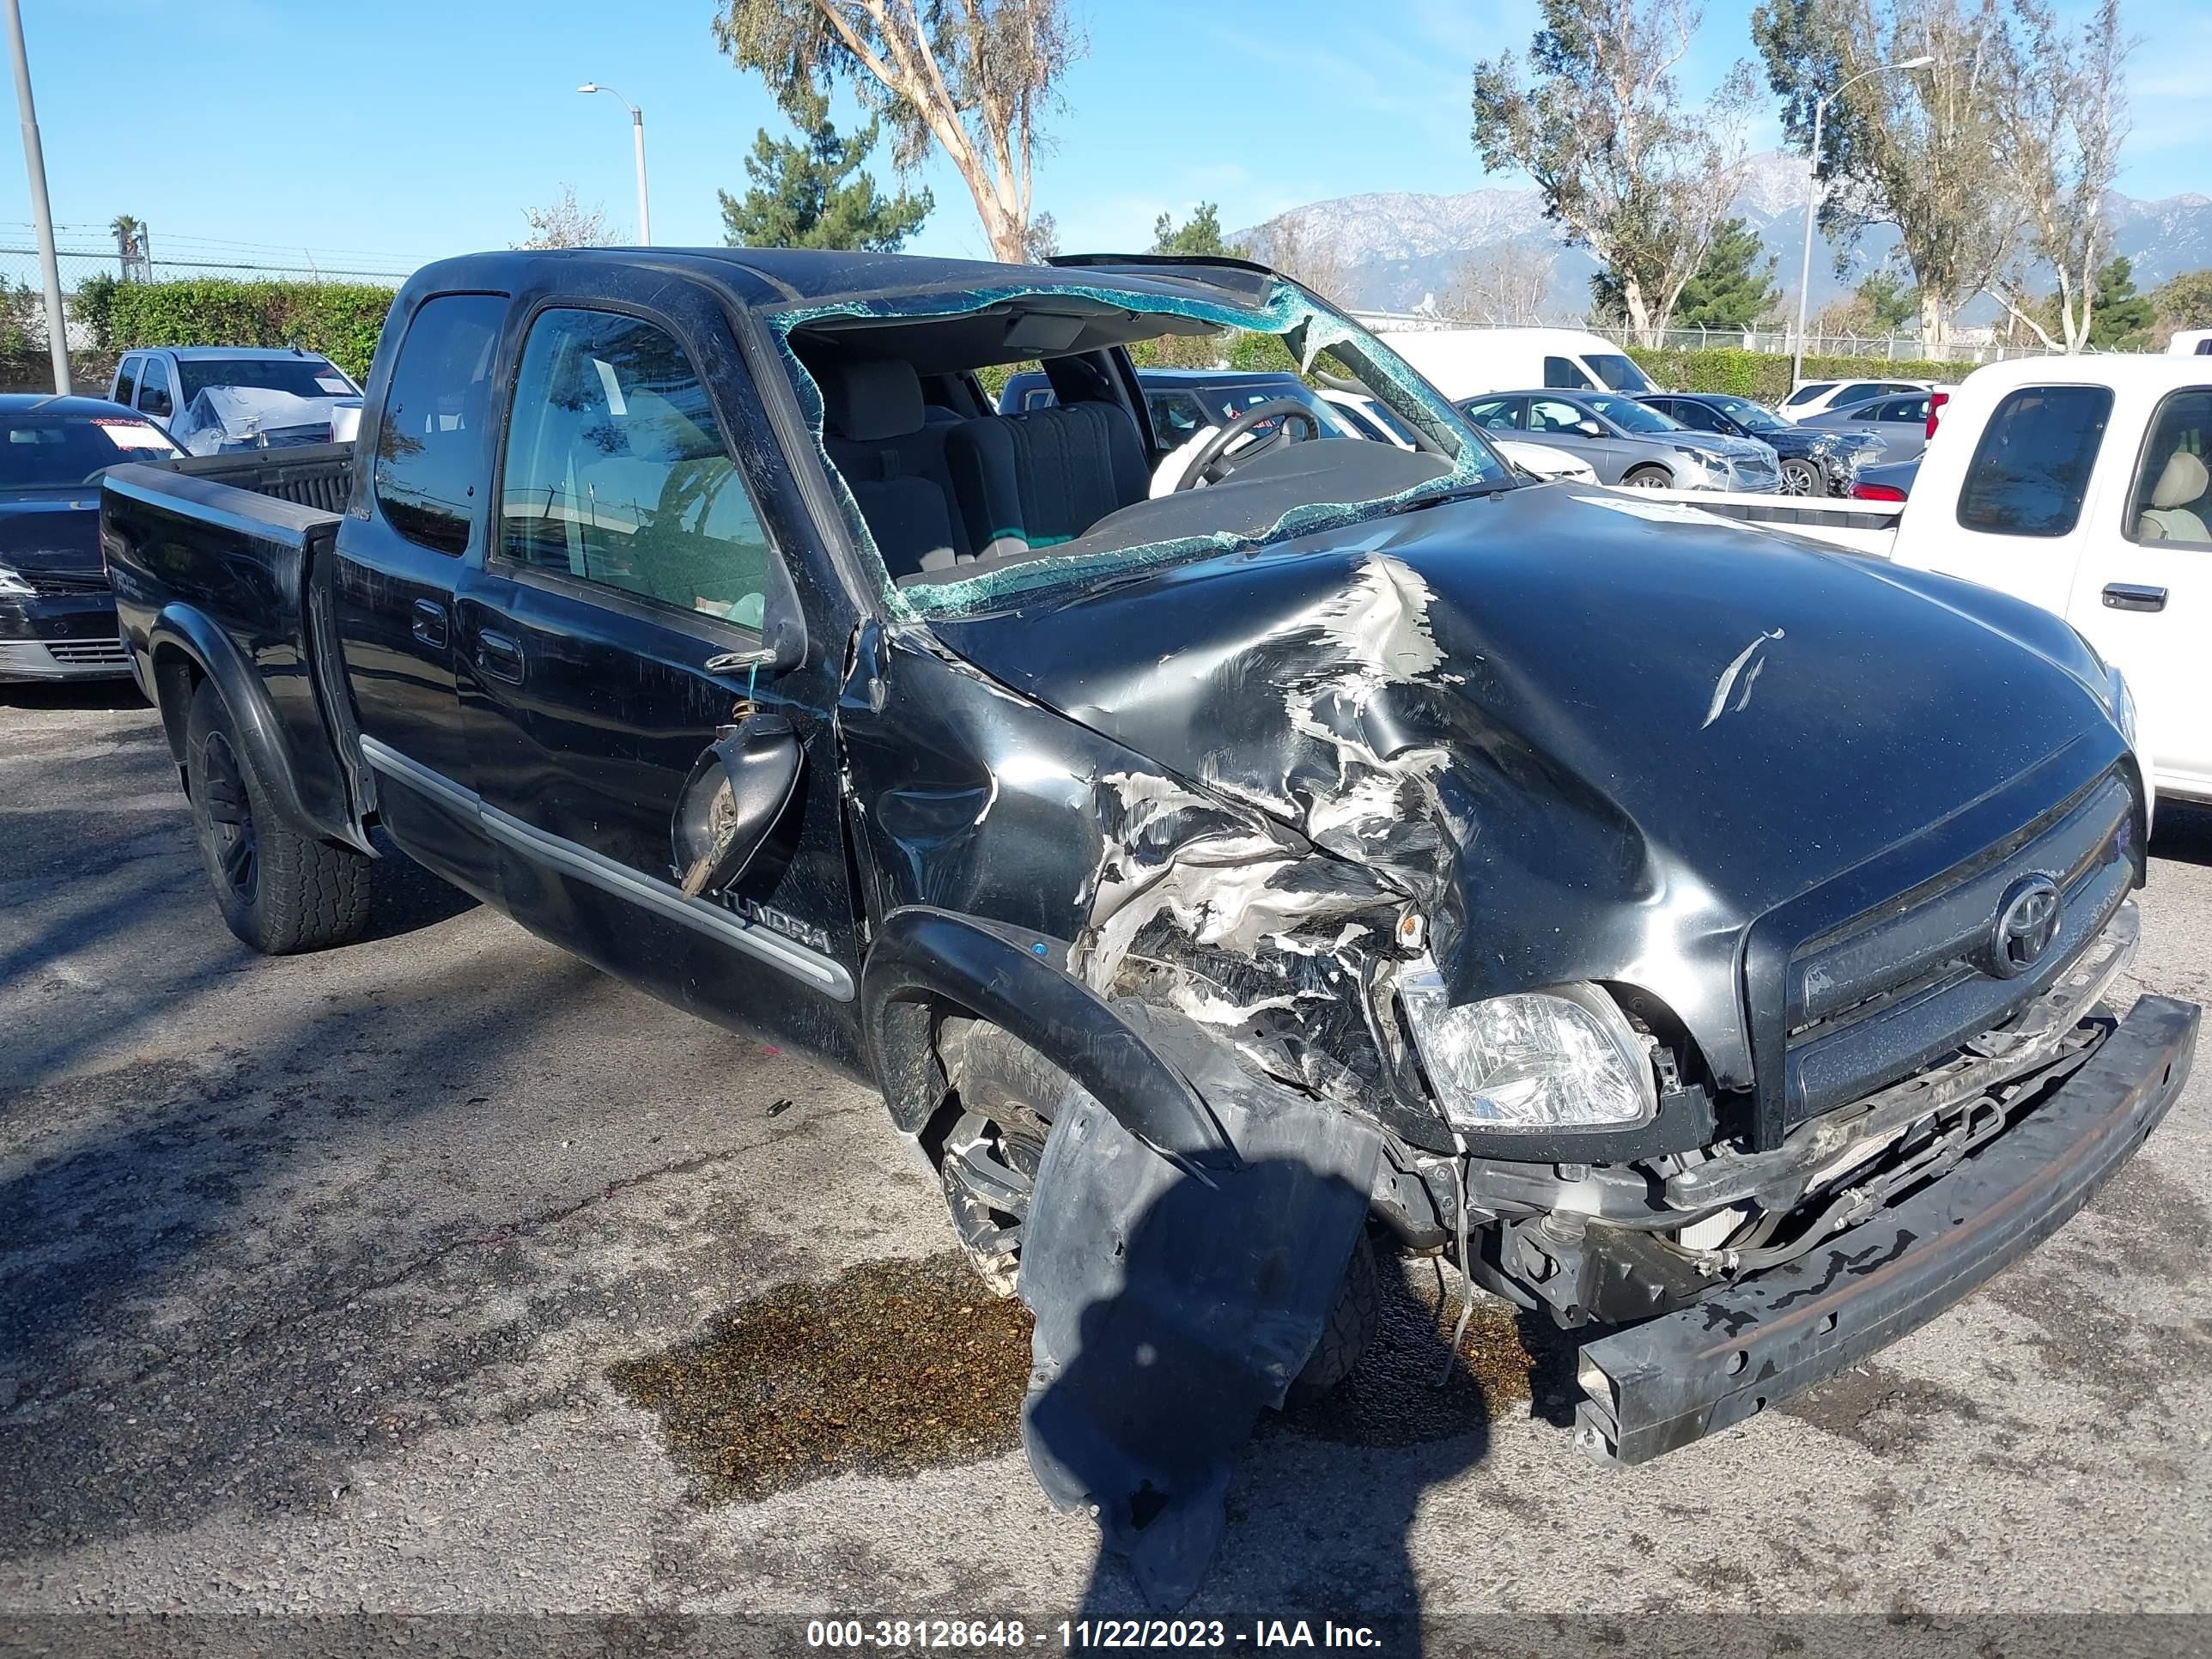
[672,710,803,897]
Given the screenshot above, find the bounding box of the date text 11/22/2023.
[805,1619,1384,1648]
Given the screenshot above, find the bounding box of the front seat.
[816,356,971,577]
[2138,449,2209,544]
[943,401,1152,560]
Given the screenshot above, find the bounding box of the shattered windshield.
[767,274,1511,619]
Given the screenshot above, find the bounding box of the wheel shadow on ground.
[0,680,149,714]
[2149,799,2212,869]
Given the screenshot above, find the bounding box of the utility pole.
[4,0,70,392]
[578,83,652,245]
[1791,56,1933,394]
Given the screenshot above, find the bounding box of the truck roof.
[131,346,339,362]
[402,246,1275,313]
[1958,353,2212,393]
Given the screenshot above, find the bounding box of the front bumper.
[1572,993,2198,1465]
[0,592,130,681]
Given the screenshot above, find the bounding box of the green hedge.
[1623,345,1955,400]
[76,276,396,384]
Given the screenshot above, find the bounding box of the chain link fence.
[0,240,413,350]
[1352,309,2062,365]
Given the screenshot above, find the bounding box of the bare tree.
[713,0,1078,264]
[1473,0,1757,344]
[1443,243,1562,323]
[1984,0,2132,351]
[1250,216,1352,306]
[515,186,616,250]
[1753,0,2019,349]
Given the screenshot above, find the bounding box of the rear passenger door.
[334,290,510,898]
[452,286,860,1045]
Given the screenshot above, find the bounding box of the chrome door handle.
[2101,583,2167,613]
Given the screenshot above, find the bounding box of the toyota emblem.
[1986,874,2063,979]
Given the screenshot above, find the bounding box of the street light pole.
[4,0,70,393]
[1790,55,1934,394]
[578,82,651,246]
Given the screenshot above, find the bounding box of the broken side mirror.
[673,710,803,898]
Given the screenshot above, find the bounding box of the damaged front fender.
[860,906,1238,1179]
[1018,1006,1383,1611]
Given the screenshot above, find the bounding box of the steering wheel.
[1175,398,1325,491]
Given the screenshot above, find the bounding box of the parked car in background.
[1318,386,1596,483]
[1639,391,1881,496]
[1383,326,1656,400]
[1777,377,1934,423]
[1849,457,1919,501]
[1460,389,1779,490]
[0,394,179,683]
[107,347,360,432]
[1796,389,1937,465]
[1686,356,2209,805]
[2166,329,2212,357]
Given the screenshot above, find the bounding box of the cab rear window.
[1956,386,2112,538]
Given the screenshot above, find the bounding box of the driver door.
[453,282,862,1049]
[1528,397,1620,477]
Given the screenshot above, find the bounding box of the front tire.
[1779,459,1820,495]
[934,1017,1380,1391]
[185,678,372,955]
[1623,465,1672,490]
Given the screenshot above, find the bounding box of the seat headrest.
[2152,448,2208,510]
[818,356,926,443]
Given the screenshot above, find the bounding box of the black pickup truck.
[101,247,2197,1608]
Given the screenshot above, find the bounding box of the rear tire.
[936,1018,1381,1393]
[1623,465,1672,489]
[185,678,372,955]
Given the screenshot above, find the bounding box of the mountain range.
[1233,151,2212,323]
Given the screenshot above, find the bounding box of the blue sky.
[3,0,2204,276]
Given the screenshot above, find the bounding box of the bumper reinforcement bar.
[1573,994,2198,1466]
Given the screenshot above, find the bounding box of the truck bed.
[101,442,372,851]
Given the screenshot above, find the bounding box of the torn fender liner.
[1018,1012,1382,1610]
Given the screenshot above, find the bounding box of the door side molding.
[355,736,855,1000]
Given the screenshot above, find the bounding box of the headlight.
[1399,968,1657,1132]
[2106,665,2138,751]
[1671,446,1716,469]
[0,564,36,598]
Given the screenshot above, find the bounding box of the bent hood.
[930,485,2130,1087]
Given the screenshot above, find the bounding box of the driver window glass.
[1460,398,1521,430]
[2128,388,2212,547]
[1542,356,1593,389]
[1528,398,1586,434]
[137,357,173,416]
[114,357,139,406]
[498,307,777,629]
[1674,402,1723,432]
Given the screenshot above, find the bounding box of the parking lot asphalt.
[3,681,2209,1627]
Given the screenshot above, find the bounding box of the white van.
[2167,328,2212,357]
[1378,327,1656,401]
